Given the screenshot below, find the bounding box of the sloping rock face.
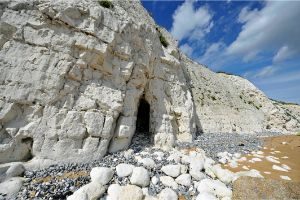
[0,0,299,164]
[0,0,196,163]
[182,56,300,133]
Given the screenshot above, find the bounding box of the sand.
[223,135,300,182]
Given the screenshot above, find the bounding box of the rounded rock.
[158,188,178,200]
[175,174,191,187]
[116,163,134,177]
[90,167,114,185]
[161,165,181,178]
[130,167,150,187]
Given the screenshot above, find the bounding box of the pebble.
[280,175,291,181]
[272,165,289,172]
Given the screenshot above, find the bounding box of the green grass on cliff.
[155,27,169,48]
[296,132,300,136]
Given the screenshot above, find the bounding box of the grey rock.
[5,163,25,178]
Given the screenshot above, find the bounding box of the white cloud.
[237,6,259,23]
[170,0,213,42]
[273,45,295,63]
[227,1,300,62]
[254,66,277,78]
[180,43,193,57]
[197,42,228,69]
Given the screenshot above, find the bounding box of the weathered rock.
[0,177,24,199]
[67,182,105,200]
[130,167,150,187]
[196,192,217,200]
[175,174,191,187]
[5,163,25,178]
[138,158,156,169]
[211,164,235,184]
[189,157,205,180]
[107,184,143,200]
[160,176,178,190]
[161,164,181,178]
[90,167,114,185]
[158,188,178,200]
[116,163,134,177]
[197,179,232,198]
[0,0,299,165]
[233,177,300,199]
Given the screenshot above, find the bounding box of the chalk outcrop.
[0,0,299,164]
[0,0,196,163]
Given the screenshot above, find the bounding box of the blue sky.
[142,0,300,104]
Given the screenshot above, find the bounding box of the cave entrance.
[136,98,150,133]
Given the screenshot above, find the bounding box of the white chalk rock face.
[0,0,299,164]
[116,163,134,177]
[158,188,178,200]
[0,0,197,164]
[90,167,114,185]
[161,165,181,177]
[130,167,150,187]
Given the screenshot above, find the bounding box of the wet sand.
[223,135,300,182]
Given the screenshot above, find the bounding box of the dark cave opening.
[136,98,150,133]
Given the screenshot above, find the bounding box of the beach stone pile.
[0,132,269,200]
[66,148,234,200]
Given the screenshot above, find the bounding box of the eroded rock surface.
[0,0,299,165]
[0,0,196,163]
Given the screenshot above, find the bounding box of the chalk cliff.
[0,0,299,164]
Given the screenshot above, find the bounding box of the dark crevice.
[136,98,150,133]
[21,137,33,161]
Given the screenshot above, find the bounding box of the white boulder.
[138,158,156,169]
[160,176,178,190]
[107,184,143,200]
[90,167,114,185]
[175,174,191,187]
[158,188,178,200]
[196,192,217,200]
[189,157,205,180]
[161,165,181,177]
[130,167,150,187]
[67,182,105,200]
[5,163,25,178]
[197,179,232,198]
[116,163,134,177]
